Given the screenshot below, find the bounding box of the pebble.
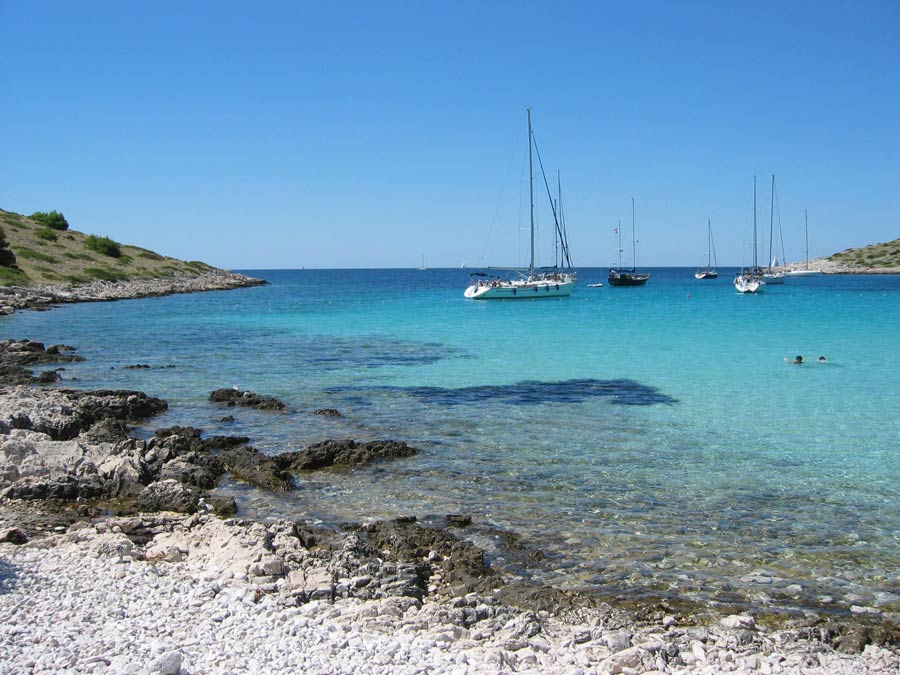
[0,522,897,675]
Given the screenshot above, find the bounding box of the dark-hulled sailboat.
[608,198,649,287]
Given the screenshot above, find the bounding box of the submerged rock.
[209,388,285,410]
[0,339,84,385]
[279,439,417,471]
[218,446,293,492]
[313,408,342,417]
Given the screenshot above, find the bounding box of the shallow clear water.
[4,268,899,615]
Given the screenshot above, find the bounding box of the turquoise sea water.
[3,268,899,616]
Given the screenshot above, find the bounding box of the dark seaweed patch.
[297,337,470,370]
[328,378,676,406]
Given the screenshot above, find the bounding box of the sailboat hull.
[786,269,822,277]
[734,275,764,293]
[694,270,718,280]
[608,270,649,286]
[464,277,574,299]
[762,272,785,284]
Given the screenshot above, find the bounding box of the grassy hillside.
[827,239,900,269]
[0,208,217,287]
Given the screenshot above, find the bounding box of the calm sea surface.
[4,268,899,616]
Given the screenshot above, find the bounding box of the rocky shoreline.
[776,258,900,275]
[0,270,266,316]
[1,341,898,674]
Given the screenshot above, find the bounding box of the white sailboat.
[734,176,765,293]
[465,109,575,300]
[762,174,785,285]
[694,219,718,279]
[787,210,823,276]
[418,255,427,271]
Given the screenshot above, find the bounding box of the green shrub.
[0,267,28,285]
[63,251,95,261]
[36,227,58,241]
[83,267,129,282]
[34,266,61,280]
[16,247,57,263]
[85,235,122,258]
[29,210,69,230]
[0,226,16,267]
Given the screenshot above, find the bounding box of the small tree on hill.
[85,234,122,258]
[30,210,69,231]
[0,227,17,267]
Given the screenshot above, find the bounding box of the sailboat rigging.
[762,174,786,284]
[734,175,765,293]
[464,109,575,300]
[787,210,823,276]
[694,219,718,279]
[608,198,649,286]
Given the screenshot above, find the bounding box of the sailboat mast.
[805,210,810,269]
[631,197,637,270]
[617,219,622,268]
[753,175,758,269]
[707,219,712,268]
[528,108,535,278]
[556,172,561,268]
[768,174,775,268]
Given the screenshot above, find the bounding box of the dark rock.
[35,370,60,383]
[124,364,151,369]
[496,582,593,615]
[67,389,168,423]
[200,494,238,517]
[209,388,285,411]
[159,458,221,490]
[154,426,203,444]
[218,446,293,492]
[0,500,103,539]
[0,527,28,544]
[220,415,234,423]
[3,474,105,501]
[446,514,472,528]
[0,339,84,385]
[82,418,131,443]
[136,480,201,514]
[313,408,342,417]
[278,439,416,471]
[361,518,496,596]
[153,426,249,455]
[836,624,870,654]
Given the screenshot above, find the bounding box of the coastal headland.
[778,239,900,275]
[1,335,898,673]
[0,207,266,316]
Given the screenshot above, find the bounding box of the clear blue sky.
[2,0,898,269]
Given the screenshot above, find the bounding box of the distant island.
[0,207,265,315]
[818,239,900,273]
[777,239,900,275]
